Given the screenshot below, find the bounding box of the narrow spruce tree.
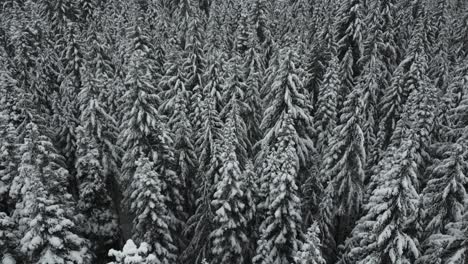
[257,49,314,172]
[75,127,119,257]
[294,222,326,264]
[108,239,158,264]
[254,113,303,264]
[210,111,249,264]
[15,123,91,263]
[417,142,468,263]
[314,55,340,153]
[320,88,366,259]
[128,157,177,264]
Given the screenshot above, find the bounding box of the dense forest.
[0,0,468,263]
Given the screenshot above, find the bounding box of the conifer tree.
[249,0,270,43]
[210,112,249,264]
[345,140,421,264]
[75,127,118,257]
[257,49,314,171]
[416,215,468,264]
[202,57,225,113]
[161,63,198,213]
[254,113,303,264]
[15,123,91,263]
[79,29,121,177]
[334,0,365,91]
[128,157,177,264]
[119,23,184,245]
[314,55,340,153]
[418,143,468,257]
[108,239,157,264]
[182,96,223,264]
[0,212,18,264]
[222,57,250,167]
[294,222,326,264]
[377,17,430,153]
[320,88,366,256]
[0,65,21,212]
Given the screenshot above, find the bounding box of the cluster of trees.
[0,0,468,263]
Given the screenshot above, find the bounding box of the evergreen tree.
[418,142,468,261]
[346,140,421,264]
[202,57,225,113]
[222,56,250,167]
[119,27,184,245]
[0,65,20,212]
[128,157,177,264]
[182,96,223,264]
[294,222,326,264]
[257,49,314,171]
[376,18,430,153]
[314,55,340,153]
[161,64,198,214]
[79,27,121,181]
[320,88,366,257]
[334,0,365,91]
[416,215,468,264]
[15,123,91,263]
[0,212,18,264]
[75,127,119,258]
[254,113,303,264]
[108,239,158,264]
[248,0,270,43]
[210,112,249,264]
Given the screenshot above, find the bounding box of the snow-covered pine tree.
[314,55,340,153]
[108,239,157,264]
[202,56,225,113]
[210,111,249,264]
[15,122,91,263]
[253,112,303,264]
[334,0,365,93]
[221,56,250,168]
[417,142,468,260]
[376,16,430,154]
[119,21,184,245]
[294,221,326,264]
[182,96,223,264]
[248,0,270,43]
[184,19,208,141]
[319,87,366,258]
[343,66,437,263]
[79,33,121,180]
[427,0,451,92]
[257,49,314,173]
[128,156,177,264]
[241,161,259,260]
[40,0,79,34]
[160,60,198,214]
[0,212,18,264]
[0,64,21,212]
[243,50,263,150]
[416,213,468,264]
[75,126,119,258]
[358,0,400,164]
[55,22,86,169]
[345,139,421,264]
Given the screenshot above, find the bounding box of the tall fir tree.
[128,157,177,264]
[254,113,303,264]
[210,111,250,264]
[15,123,92,263]
[75,127,119,259]
[319,87,366,261]
[314,55,340,154]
